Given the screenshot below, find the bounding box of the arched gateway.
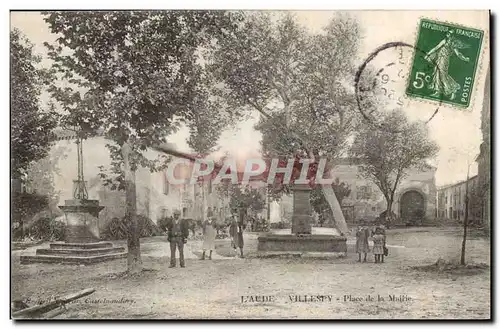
[400,190,426,225]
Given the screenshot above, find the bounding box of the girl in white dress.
[201,217,216,260]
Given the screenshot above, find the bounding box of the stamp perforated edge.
[403,15,490,112]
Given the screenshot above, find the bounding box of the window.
[208,179,212,194]
[356,186,372,200]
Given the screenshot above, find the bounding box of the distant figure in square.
[355,220,370,262]
[201,215,217,260]
[182,207,196,238]
[229,209,245,258]
[372,226,386,263]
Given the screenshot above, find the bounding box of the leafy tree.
[228,185,265,214]
[43,11,241,273]
[24,144,69,207]
[209,12,361,233]
[10,28,58,180]
[186,76,239,156]
[350,109,439,225]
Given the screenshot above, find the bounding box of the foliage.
[209,13,361,200]
[185,77,239,156]
[311,178,351,226]
[11,192,50,228]
[269,221,291,230]
[156,216,171,233]
[101,215,163,240]
[10,28,58,179]
[28,217,66,241]
[248,215,269,232]
[43,11,243,271]
[350,109,439,220]
[24,144,69,207]
[43,10,242,188]
[228,185,266,214]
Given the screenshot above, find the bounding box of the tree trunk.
[266,188,271,224]
[383,194,393,227]
[461,166,470,265]
[202,181,207,221]
[121,142,142,274]
[281,101,347,234]
[386,202,392,225]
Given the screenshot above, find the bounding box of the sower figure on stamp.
[424,29,470,101]
[355,220,370,262]
[166,209,189,268]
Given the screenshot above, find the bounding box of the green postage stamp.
[406,19,484,108]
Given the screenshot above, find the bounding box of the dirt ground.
[11,227,491,319]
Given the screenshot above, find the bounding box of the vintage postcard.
[10,10,491,320]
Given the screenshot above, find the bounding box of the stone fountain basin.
[257,227,346,253]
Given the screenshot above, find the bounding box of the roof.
[437,175,479,191]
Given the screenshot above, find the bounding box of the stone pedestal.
[257,234,347,252]
[257,184,347,254]
[59,199,104,243]
[20,199,127,265]
[291,184,312,234]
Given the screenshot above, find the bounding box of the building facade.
[275,160,437,226]
[436,175,483,224]
[25,133,438,229]
[476,65,491,229]
[24,132,234,230]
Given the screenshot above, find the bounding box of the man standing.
[229,209,246,258]
[166,209,189,268]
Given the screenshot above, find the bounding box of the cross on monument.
[73,136,89,200]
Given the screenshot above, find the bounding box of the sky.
[10,10,490,186]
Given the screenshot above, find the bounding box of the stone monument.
[257,181,347,253]
[21,136,127,265]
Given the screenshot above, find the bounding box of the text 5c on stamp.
[406,18,484,108]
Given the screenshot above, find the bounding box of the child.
[372,227,386,263]
[355,221,370,262]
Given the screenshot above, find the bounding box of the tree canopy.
[350,109,439,221]
[43,10,243,272]
[210,12,360,193]
[44,11,242,177]
[11,28,58,179]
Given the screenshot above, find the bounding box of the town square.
[10,10,491,320]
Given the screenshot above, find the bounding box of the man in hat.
[229,208,246,258]
[166,208,190,268]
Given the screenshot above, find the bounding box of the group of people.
[165,208,246,268]
[355,221,388,263]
